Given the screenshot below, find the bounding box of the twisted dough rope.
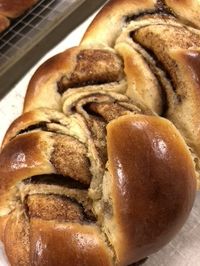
[24,0,200,189]
[0,0,199,265]
[81,0,200,188]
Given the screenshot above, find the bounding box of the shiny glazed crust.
[0,0,199,265]
[106,115,196,264]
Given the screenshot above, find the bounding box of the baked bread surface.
[0,0,39,33]
[0,0,199,265]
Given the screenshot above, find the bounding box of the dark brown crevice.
[81,100,137,168]
[143,47,176,90]
[135,45,170,116]
[23,174,89,190]
[83,103,107,122]
[129,257,148,266]
[131,32,176,91]
[155,0,175,15]
[57,78,116,94]
[22,174,96,222]
[155,75,168,117]
[84,101,136,123]
[82,100,140,168]
[23,199,30,220]
[130,33,177,116]
[125,10,174,23]
[17,122,49,135]
[91,101,136,122]
[16,122,93,185]
[84,114,107,167]
[16,120,66,137]
[125,0,176,24]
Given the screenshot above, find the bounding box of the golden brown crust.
[2,108,83,149]
[115,42,163,114]
[24,47,124,112]
[23,47,78,112]
[2,109,50,148]
[0,0,39,34]
[0,215,9,241]
[30,220,113,266]
[81,0,156,46]
[166,49,200,137]
[82,0,200,47]
[0,0,38,18]
[0,132,54,215]
[1,0,200,265]
[106,114,196,265]
[4,210,30,266]
[165,0,200,28]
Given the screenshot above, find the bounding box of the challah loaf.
[0,0,39,33]
[0,0,199,265]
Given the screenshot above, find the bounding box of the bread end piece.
[105,114,196,265]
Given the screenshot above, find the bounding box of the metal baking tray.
[0,0,106,99]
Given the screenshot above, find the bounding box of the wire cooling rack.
[0,0,61,61]
[0,0,106,99]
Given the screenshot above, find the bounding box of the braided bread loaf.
[0,0,199,265]
[0,0,39,33]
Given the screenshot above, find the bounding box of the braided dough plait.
[0,110,196,266]
[81,0,200,189]
[0,0,199,265]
